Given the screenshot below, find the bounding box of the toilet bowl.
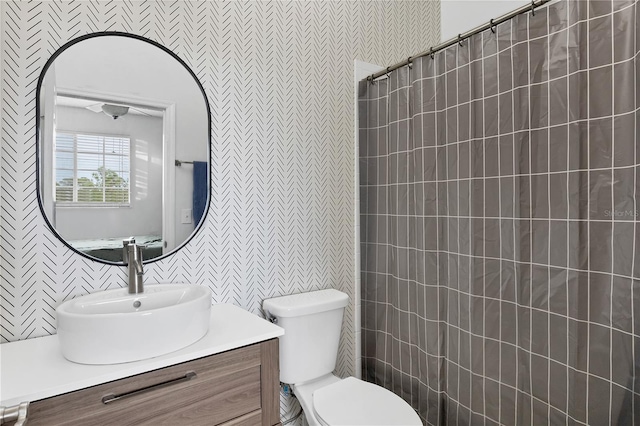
[294,375,421,426]
[262,289,421,426]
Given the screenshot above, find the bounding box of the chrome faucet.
[123,237,144,294]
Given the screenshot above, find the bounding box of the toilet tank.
[262,289,349,385]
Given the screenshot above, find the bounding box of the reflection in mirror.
[37,33,210,264]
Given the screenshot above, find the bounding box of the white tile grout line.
[456,38,462,426]
[546,6,552,422]
[364,75,371,384]
[361,241,640,294]
[407,57,427,421]
[396,69,403,406]
[481,28,488,426]
[585,0,591,422]
[405,65,412,415]
[364,102,640,136]
[527,11,535,424]
[368,78,373,385]
[609,3,616,422]
[467,38,474,424]
[357,213,638,228]
[564,2,571,423]
[372,67,379,385]
[429,156,621,190]
[509,16,520,426]
[419,56,429,421]
[631,2,637,423]
[496,22,504,426]
[443,51,450,425]
[362,110,640,160]
[434,53,441,425]
[384,76,390,392]
[448,48,458,425]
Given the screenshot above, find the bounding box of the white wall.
[440,0,529,41]
[54,106,163,241]
[353,60,384,380]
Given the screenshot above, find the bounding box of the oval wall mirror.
[36,32,210,265]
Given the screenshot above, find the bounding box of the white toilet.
[263,289,422,426]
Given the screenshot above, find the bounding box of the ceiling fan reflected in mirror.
[55,95,164,120]
[85,102,152,120]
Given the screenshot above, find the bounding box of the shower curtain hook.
[407,56,412,69]
[430,47,435,60]
[531,0,536,16]
[457,34,463,46]
[490,19,496,33]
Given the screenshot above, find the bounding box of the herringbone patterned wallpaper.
[0,0,439,419]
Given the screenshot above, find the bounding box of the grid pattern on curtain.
[358,0,639,425]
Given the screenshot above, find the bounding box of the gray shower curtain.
[358,0,639,424]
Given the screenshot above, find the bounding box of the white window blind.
[55,131,130,205]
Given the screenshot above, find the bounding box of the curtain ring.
[457,34,463,46]
[531,0,535,16]
[490,19,496,33]
[430,47,435,59]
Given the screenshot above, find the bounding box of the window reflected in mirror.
[54,130,131,205]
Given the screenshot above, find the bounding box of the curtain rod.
[366,0,553,82]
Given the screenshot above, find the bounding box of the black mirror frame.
[35,31,212,266]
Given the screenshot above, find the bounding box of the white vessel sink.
[56,284,212,364]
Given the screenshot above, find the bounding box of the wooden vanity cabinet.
[26,339,280,426]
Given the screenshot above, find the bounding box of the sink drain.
[133,300,141,308]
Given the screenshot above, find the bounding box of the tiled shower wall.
[0,0,440,417]
[360,0,639,424]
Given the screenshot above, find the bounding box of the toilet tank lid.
[263,289,349,318]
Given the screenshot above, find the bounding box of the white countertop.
[0,304,284,407]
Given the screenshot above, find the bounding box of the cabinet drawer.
[220,409,262,426]
[28,344,262,426]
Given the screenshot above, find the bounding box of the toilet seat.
[312,377,421,426]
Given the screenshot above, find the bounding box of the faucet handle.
[123,237,136,264]
[135,245,144,275]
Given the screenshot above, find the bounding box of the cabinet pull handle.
[0,402,29,426]
[101,371,197,404]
